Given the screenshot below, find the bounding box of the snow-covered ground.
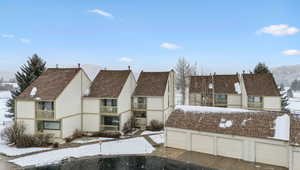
[10,137,155,167]
[288,91,300,114]
[149,134,164,144]
[71,137,114,144]
[0,91,12,125]
[141,130,163,135]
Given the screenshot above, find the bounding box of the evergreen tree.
[7,54,46,114]
[279,86,289,112]
[253,62,271,74]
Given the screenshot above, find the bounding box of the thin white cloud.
[160,42,181,50]
[1,34,15,38]
[19,38,31,44]
[88,9,113,18]
[119,57,133,63]
[282,49,300,56]
[257,24,299,36]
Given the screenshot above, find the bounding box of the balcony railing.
[132,103,147,110]
[36,110,54,120]
[214,99,227,105]
[248,102,263,108]
[100,106,118,113]
[100,125,119,131]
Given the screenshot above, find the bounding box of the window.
[137,97,146,104]
[101,116,119,131]
[214,94,227,105]
[43,121,60,130]
[102,99,117,106]
[248,96,263,108]
[37,101,54,111]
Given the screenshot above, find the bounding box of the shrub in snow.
[90,131,121,138]
[1,122,53,148]
[147,120,164,131]
[65,129,85,143]
[1,122,26,145]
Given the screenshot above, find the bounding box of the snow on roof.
[234,82,241,94]
[273,114,290,141]
[30,87,37,97]
[175,105,256,114]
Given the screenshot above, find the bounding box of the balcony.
[132,103,147,110]
[248,102,263,109]
[36,110,54,120]
[100,106,118,113]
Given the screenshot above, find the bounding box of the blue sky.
[0,0,299,73]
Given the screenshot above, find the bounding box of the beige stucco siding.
[118,72,136,114]
[120,111,132,131]
[292,151,300,170]
[56,71,82,119]
[255,142,288,167]
[227,94,241,108]
[83,114,99,132]
[83,98,99,113]
[147,110,163,125]
[217,138,243,159]
[17,119,35,135]
[61,114,81,138]
[191,134,214,154]
[263,96,281,111]
[81,71,92,95]
[166,130,187,150]
[147,97,163,110]
[16,100,35,119]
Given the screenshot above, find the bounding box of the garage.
[166,130,187,150]
[216,138,243,159]
[191,134,214,154]
[292,151,300,170]
[255,142,288,167]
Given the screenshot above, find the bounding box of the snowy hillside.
[288,91,300,114]
[0,91,12,124]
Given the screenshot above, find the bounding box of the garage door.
[255,143,288,167]
[191,134,214,154]
[293,151,300,170]
[217,138,243,159]
[166,130,187,150]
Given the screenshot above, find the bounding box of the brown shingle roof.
[189,75,240,94]
[243,73,280,96]
[87,70,131,98]
[133,71,170,96]
[17,68,81,100]
[166,108,287,140]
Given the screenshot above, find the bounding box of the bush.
[72,129,84,139]
[1,122,53,148]
[52,142,59,148]
[1,122,26,144]
[90,131,121,138]
[148,120,164,131]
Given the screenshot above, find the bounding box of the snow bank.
[273,114,290,141]
[149,134,164,144]
[10,137,155,167]
[0,143,51,157]
[175,105,256,114]
[71,137,113,144]
[141,130,163,135]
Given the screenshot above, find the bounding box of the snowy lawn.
[149,134,164,144]
[71,137,114,144]
[10,137,155,167]
[176,105,257,114]
[141,130,163,135]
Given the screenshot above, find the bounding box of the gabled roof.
[87,70,131,98]
[189,75,240,94]
[166,106,289,141]
[242,73,280,96]
[133,71,170,96]
[17,68,81,100]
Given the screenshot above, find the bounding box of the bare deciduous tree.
[174,57,198,104]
